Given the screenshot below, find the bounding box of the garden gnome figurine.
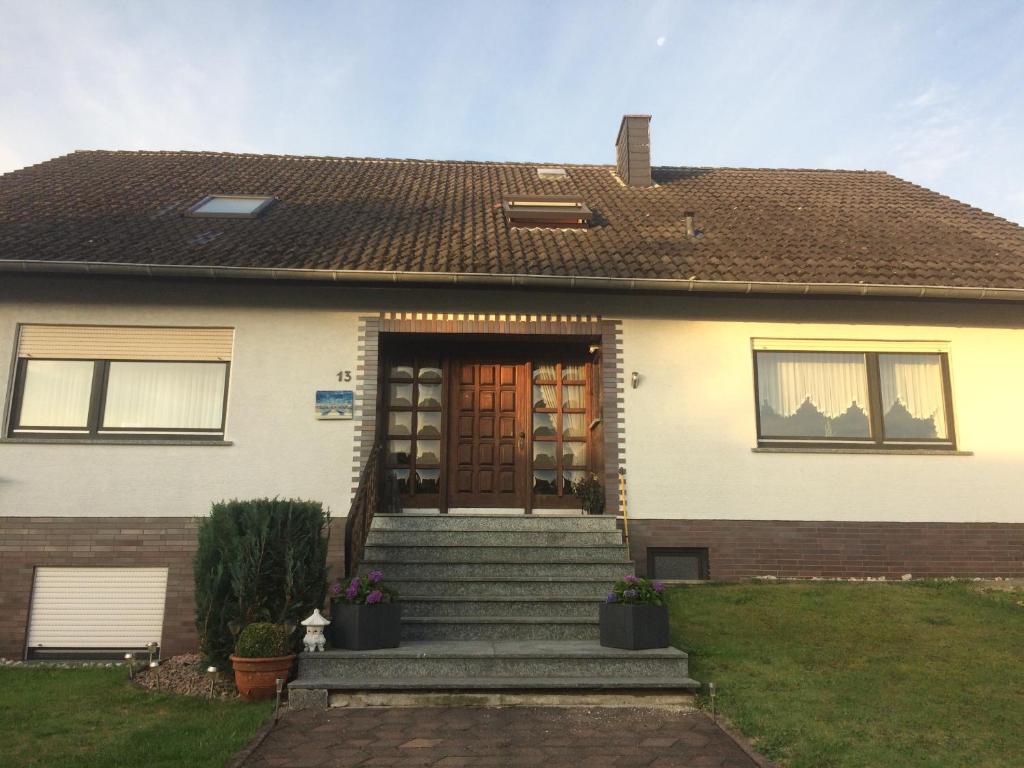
[301,608,330,652]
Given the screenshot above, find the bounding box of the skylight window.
[186,195,276,218]
[501,195,593,229]
[537,167,567,179]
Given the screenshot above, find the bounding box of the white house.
[2,115,1023,660]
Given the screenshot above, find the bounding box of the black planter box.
[327,601,402,651]
[599,603,670,650]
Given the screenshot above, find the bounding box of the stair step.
[389,577,614,598]
[364,544,628,563]
[402,616,598,641]
[400,597,602,619]
[291,676,701,692]
[363,561,632,579]
[370,514,619,532]
[367,529,623,546]
[297,640,689,680]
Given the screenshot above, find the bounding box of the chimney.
[615,114,652,187]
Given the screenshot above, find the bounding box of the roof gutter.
[3,258,1024,302]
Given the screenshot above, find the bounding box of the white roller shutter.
[26,568,168,651]
[17,325,233,361]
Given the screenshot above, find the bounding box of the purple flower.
[350,576,361,587]
[606,592,618,603]
[653,582,665,593]
[623,589,638,600]
[623,575,638,583]
[345,583,359,600]
[368,570,384,584]
[329,581,342,596]
[366,589,383,605]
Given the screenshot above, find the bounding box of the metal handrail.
[343,441,385,577]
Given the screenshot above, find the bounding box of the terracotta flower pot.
[229,654,296,702]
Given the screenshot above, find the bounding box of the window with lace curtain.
[753,346,956,448]
[532,361,590,495]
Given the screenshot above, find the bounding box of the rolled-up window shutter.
[16,325,233,361]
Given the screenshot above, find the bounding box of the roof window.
[501,195,592,229]
[186,195,276,218]
[537,167,568,179]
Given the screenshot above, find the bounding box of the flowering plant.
[605,575,666,606]
[328,570,398,606]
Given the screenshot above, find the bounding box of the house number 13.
[337,370,353,382]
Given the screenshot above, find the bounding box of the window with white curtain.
[754,348,954,447]
[9,325,232,439]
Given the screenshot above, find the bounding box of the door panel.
[448,360,524,507]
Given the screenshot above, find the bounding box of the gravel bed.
[134,653,239,699]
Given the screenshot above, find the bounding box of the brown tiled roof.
[2,149,1024,295]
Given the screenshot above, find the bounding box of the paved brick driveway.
[237,706,763,768]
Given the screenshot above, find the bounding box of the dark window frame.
[752,349,957,450]
[8,357,230,440]
[647,547,710,581]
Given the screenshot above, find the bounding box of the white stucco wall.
[620,317,1024,524]
[0,282,363,517]
[2,275,1022,524]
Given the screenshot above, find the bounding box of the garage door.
[26,567,168,656]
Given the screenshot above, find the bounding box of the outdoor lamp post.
[301,608,330,652]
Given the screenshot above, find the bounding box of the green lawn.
[0,666,272,768]
[668,580,1024,768]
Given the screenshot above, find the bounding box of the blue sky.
[2,0,1023,223]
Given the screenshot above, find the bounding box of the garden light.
[206,666,218,698]
[124,652,135,680]
[274,677,285,720]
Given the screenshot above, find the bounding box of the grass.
[668,580,1024,768]
[0,666,272,768]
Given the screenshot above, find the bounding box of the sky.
[1,0,1023,224]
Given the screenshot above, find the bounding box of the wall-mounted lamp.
[631,372,641,389]
[588,343,601,355]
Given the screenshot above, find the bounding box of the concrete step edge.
[290,676,701,691]
[402,616,598,625]
[400,596,606,603]
[389,576,617,583]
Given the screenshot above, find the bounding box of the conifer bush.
[194,498,330,666]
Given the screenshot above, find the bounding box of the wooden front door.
[447,359,527,508]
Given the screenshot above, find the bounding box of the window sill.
[752,446,972,456]
[1,437,233,446]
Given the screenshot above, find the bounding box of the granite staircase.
[290,514,699,705]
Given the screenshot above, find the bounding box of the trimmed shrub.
[233,622,293,659]
[195,497,330,666]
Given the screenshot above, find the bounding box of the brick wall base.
[629,518,1024,579]
[0,517,346,660]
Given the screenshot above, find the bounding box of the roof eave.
[1,259,1022,302]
